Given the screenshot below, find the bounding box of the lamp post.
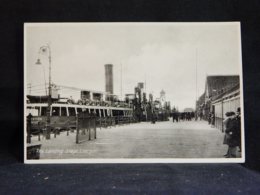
[36,44,52,139]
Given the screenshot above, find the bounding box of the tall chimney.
[105,64,113,94]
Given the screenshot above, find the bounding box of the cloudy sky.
[25,23,242,111]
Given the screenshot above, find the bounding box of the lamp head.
[35,58,41,65]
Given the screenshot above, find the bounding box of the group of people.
[171,112,195,122]
[171,107,241,158]
[223,107,241,158]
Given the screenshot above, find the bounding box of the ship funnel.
[105,64,113,94]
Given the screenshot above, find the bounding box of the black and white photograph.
[24,22,244,163]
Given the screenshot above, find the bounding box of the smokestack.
[105,64,113,94]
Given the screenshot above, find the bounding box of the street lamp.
[35,44,52,139]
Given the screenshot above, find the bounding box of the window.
[112,110,117,116]
[61,107,67,116]
[27,106,40,116]
[41,107,47,116]
[119,110,124,116]
[52,107,60,116]
[90,109,95,114]
[100,109,104,117]
[76,107,82,114]
[68,107,76,116]
[34,106,40,116]
[96,109,100,117]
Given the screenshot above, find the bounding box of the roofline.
[204,74,239,97]
[206,74,239,77]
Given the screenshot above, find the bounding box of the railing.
[27,144,42,159]
[76,113,96,144]
[115,116,136,125]
[96,117,116,129]
[26,114,136,146]
[26,114,41,159]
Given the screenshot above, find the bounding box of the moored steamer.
[26,101,134,134]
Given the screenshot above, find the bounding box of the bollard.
[94,129,96,139]
[37,124,41,141]
[88,118,91,140]
[94,123,97,139]
[107,117,110,128]
[76,114,79,144]
[26,114,32,144]
[94,116,97,139]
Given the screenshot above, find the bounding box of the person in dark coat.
[208,112,211,125]
[151,112,156,124]
[223,112,232,157]
[199,112,203,121]
[235,107,241,152]
[211,112,215,127]
[225,111,239,158]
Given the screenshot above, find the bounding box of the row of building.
[196,75,240,131]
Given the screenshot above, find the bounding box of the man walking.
[235,107,241,152]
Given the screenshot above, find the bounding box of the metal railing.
[76,113,97,144]
[27,113,137,146]
[96,117,116,129]
[26,114,41,159]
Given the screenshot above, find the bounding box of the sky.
[25,23,242,111]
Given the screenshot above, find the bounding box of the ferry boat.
[26,95,134,133]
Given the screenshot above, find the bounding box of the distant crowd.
[171,111,195,122]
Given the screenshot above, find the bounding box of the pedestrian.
[208,112,211,125]
[199,112,203,121]
[151,112,156,124]
[235,107,241,152]
[211,112,215,127]
[225,111,238,158]
[173,111,178,123]
[223,112,232,157]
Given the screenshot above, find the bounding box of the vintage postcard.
[24,22,244,163]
